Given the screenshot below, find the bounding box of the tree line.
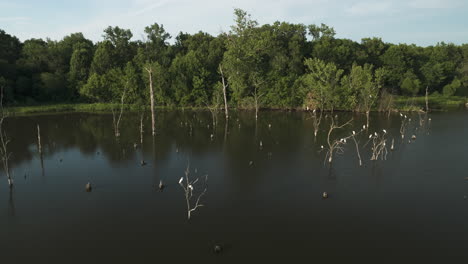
[0,9,467,111]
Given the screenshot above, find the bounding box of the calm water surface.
[0,110,467,262]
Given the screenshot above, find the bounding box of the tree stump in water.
[85,182,92,192]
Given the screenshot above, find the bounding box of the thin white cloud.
[408,0,464,9]
[2,0,467,45]
[346,1,394,16]
[0,16,30,22]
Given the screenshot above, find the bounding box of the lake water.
[0,110,467,262]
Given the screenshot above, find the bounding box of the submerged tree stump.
[214,245,223,254]
[85,182,92,192]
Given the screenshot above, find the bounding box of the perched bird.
[140,160,147,166]
[322,192,328,199]
[382,129,387,134]
[179,177,184,184]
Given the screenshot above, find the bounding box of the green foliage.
[90,41,115,75]
[400,72,421,96]
[443,78,461,96]
[0,9,465,110]
[302,58,343,110]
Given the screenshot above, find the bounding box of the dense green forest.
[0,9,467,111]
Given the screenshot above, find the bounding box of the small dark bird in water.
[158,180,165,191]
[141,160,147,166]
[214,245,223,254]
[85,182,92,192]
[59,158,63,162]
[322,192,328,199]
[97,151,100,155]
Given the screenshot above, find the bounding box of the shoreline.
[5,96,467,115]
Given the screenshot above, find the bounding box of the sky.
[0,0,467,46]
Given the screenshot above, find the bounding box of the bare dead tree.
[251,75,265,121]
[111,82,127,138]
[425,86,429,113]
[139,111,145,165]
[310,109,323,137]
[37,124,44,175]
[178,162,208,220]
[37,124,42,155]
[139,111,144,145]
[349,128,366,166]
[399,113,409,139]
[205,101,220,132]
[368,130,388,161]
[219,64,229,120]
[378,89,394,118]
[0,86,12,188]
[322,117,353,164]
[144,66,156,136]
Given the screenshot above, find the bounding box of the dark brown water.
[0,110,467,262]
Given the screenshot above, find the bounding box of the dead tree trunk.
[140,112,144,145]
[0,86,12,188]
[145,67,156,136]
[219,65,229,120]
[37,124,44,175]
[366,111,370,129]
[425,86,429,113]
[111,83,127,138]
[37,124,42,155]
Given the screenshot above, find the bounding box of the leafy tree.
[302,58,343,111]
[103,26,134,66]
[69,42,93,98]
[401,71,421,96]
[442,78,461,96]
[90,41,115,75]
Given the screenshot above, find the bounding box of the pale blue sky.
[1,0,467,46]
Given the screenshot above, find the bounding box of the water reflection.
[0,110,467,261]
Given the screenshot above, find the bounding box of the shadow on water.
[0,110,467,262]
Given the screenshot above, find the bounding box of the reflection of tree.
[3,110,408,194]
[8,187,15,216]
